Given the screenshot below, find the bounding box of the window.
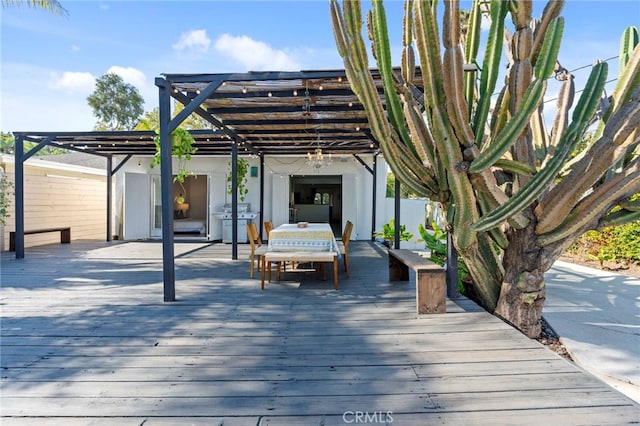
[314,192,331,205]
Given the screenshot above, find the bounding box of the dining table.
[261,222,341,290]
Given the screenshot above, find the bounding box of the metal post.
[371,154,377,242]
[106,156,112,242]
[259,155,265,241]
[158,80,176,302]
[446,232,460,299]
[231,142,238,260]
[394,177,400,249]
[14,135,25,259]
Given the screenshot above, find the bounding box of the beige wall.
[1,156,112,252]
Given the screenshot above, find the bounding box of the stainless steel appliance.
[212,203,259,243]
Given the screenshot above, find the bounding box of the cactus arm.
[549,66,575,155]
[464,0,482,109]
[602,209,640,228]
[533,17,564,80]
[401,0,415,83]
[494,159,536,176]
[443,0,475,147]
[489,86,510,142]
[402,93,438,176]
[412,0,445,110]
[473,0,508,147]
[477,16,562,173]
[469,163,530,229]
[594,40,640,140]
[538,156,640,246]
[469,79,546,173]
[472,62,609,231]
[619,198,640,212]
[331,0,435,199]
[370,0,414,151]
[531,0,565,66]
[530,101,549,164]
[536,87,640,233]
[619,26,639,70]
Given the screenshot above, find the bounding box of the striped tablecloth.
[267,223,340,254]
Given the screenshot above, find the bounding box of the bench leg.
[389,255,410,281]
[61,228,71,244]
[333,257,338,290]
[261,256,266,290]
[416,270,446,314]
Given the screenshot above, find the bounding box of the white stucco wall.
[116,154,385,241]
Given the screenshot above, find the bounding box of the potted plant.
[373,218,414,248]
[227,157,249,202]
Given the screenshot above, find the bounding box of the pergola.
[12,68,457,299]
[12,70,384,296]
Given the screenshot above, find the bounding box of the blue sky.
[1,0,638,132]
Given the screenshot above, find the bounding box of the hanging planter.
[150,127,196,203]
[227,158,249,202]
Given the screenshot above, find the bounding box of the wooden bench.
[10,227,71,252]
[388,249,446,314]
[261,251,339,290]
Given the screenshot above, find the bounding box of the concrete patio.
[1,240,639,425]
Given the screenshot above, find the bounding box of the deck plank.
[1,240,638,423]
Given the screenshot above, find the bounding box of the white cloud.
[173,29,211,57]
[106,65,146,90]
[48,71,95,94]
[214,33,300,71]
[71,44,80,52]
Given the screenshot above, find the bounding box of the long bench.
[388,248,446,314]
[10,227,71,252]
[261,251,339,290]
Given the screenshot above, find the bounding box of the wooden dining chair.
[263,221,274,239]
[246,223,267,279]
[263,220,290,273]
[337,220,353,277]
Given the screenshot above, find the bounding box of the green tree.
[0,171,14,226]
[386,172,420,198]
[1,132,14,154]
[87,73,144,131]
[1,0,67,15]
[135,102,211,131]
[331,0,640,337]
[0,132,67,156]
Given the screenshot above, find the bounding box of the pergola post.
[14,135,25,259]
[371,154,377,242]
[157,79,176,302]
[106,156,112,242]
[394,177,400,249]
[231,142,238,260]
[259,155,265,241]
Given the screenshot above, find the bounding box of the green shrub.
[569,222,640,267]
[417,222,470,292]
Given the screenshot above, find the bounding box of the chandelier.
[302,83,332,169]
[306,134,333,169]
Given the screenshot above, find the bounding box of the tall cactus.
[330,0,640,337]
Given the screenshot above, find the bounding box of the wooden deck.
[1,240,639,425]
